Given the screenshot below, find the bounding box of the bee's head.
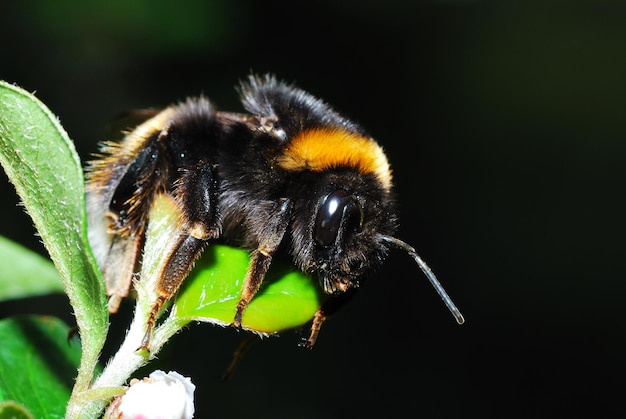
[309,181,395,295]
[286,167,397,295]
[295,179,464,325]
[313,188,365,293]
[290,176,463,327]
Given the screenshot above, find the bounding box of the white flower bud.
[105,370,195,419]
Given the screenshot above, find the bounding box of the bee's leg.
[139,163,219,351]
[139,232,207,350]
[219,334,260,381]
[301,289,357,349]
[173,162,221,241]
[233,198,292,328]
[103,234,142,313]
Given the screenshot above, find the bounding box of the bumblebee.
[86,74,464,349]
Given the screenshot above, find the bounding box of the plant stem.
[66,195,190,418]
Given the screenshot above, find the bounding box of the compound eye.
[314,190,362,247]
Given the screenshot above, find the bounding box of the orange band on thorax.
[276,128,392,189]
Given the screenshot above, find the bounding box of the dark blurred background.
[1,0,625,417]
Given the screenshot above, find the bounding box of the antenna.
[382,236,465,325]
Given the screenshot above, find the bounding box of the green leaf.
[139,194,322,337]
[0,316,82,419]
[0,82,107,408]
[173,244,323,334]
[0,236,63,301]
